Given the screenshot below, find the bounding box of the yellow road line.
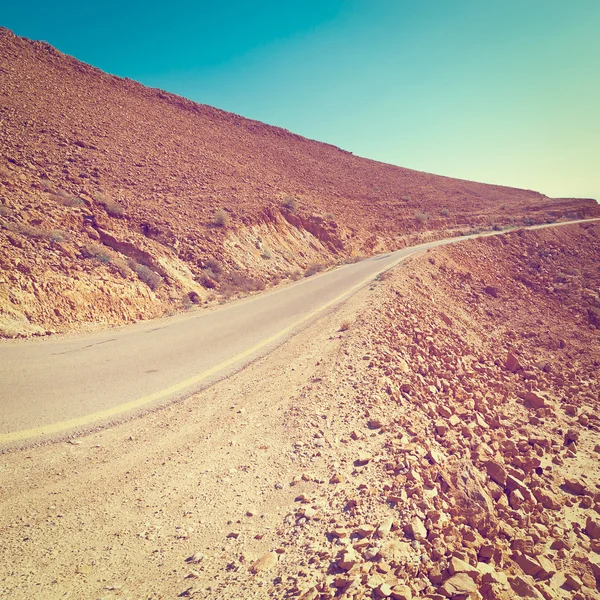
[0,250,419,444]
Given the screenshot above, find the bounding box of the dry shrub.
[59,195,85,208]
[282,196,298,213]
[0,205,13,217]
[339,320,352,332]
[304,263,325,277]
[134,264,162,290]
[289,271,302,281]
[111,257,131,278]
[213,209,230,228]
[104,199,125,218]
[82,242,113,263]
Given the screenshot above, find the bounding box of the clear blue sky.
[3,1,599,200]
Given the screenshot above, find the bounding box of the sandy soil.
[1,223,599,600]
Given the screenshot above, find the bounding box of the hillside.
[1,27,598,337]
[1,223,599,599]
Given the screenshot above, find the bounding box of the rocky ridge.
[1,27,598,337]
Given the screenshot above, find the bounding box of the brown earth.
[1,222,599,599]
[1,27,598,338]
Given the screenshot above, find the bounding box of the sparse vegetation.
[49,230,66,243]
[0,205,13,217]
[339,320,351,332]
[59,195,85,208]
[95,192,125,217]
[261,248,272,259]
[282,196,298,213]
[213,209,230,228]
[134,263,162,290]
[440,208,449,217]
[111,257,131,278]
[304,262,325,277]
[83,242,113,264]
[414,211,429,224]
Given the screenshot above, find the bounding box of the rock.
[338,551,358,571]
[377,518,394,536]
[585,516,600,539]
[509,575,544,599]
[532,487,562,510]
[355,452,373,466]
[249,552,277,574]
[505,353,521,373]
[368,418,385,429]
[534,555,556,580]
[449,557,479,579]
[375,583,393,597]
[364,547,380,560]
[563,573,583,591]
[356,524,376,538]
[563,478,587,495]
[484,285,499,298]
[439,573,478,597]
[390,584,413,600]
[438,404,453,418]
[524,391,547,409]
[185,552,204,564]
[485,460,507,487]
[226,531,240,539]
[512,552,541,577]
[409,517,427,541]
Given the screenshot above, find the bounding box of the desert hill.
[0,27,598,337]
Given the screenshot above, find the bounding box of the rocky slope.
[1,223,598,599]
[1,27,598,337]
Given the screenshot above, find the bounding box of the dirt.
[1,26,599,338]
[1,222,599,599]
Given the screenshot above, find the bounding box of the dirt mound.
[1,27,598,337]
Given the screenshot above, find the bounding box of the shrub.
[49,230,66,243]
[440,208,450,217]
[282,196,298,213]
[261,248,272,259]
[134,264,162,290]
[104,199,125,218]
[213,209,230,228]
[289,270,302,281]
[205,258,222,275]
[60,195,85,208]
[0,205,13,217]
[304,263,325,277]
[111,257,131,278]
[492,224,502,231]
[83,242,113,263]
[414,212,429,224]
[339,320,352,332]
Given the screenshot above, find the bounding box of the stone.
[485,460,507,487]
[563,573,583,591]
[505,353,521,373]
[449,557,479,579]
[249,552,277,574]
[377,518,394,536]
[509,575,544,599]
[356,452,373,466]
[375,583,393,597]
[338,551,358,571]
[369,418,385,429]
[390,584,413,600]
[356,524,377,538]
[534,555,556,580]
[185,552,204,564]
[563,478,587,495]
[409,517,427,541]
[585,516,600,539]
[524,391,546,409]
[512,552,541,577]
[439,573,478,597]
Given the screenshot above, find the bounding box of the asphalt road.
[0,219,596,444]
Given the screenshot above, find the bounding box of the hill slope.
[1,27,598,337]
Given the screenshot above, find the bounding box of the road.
[0,219,596,444]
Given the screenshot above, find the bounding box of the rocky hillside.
[1,27,598,337]
[1,223,598,599]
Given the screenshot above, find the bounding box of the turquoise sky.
[3,1,599,200]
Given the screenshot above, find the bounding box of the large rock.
[439,573,479,597]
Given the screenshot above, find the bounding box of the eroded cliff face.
[1,27,598,337]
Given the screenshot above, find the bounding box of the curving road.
[0,220,596,445]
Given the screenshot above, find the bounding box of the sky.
[3,1,599,201]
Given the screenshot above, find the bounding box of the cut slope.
[1,27,598,337]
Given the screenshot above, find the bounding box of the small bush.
[304,263,325,277]
[213,209,230,228]
[492,224,502,231]
[134,264,162,290]
[440,208,450,217]
[104,199,125,218]
[60,196,85,208]
[0,205,13,217]
[414,212,429,224]
[289,270,302,281]
[111,257,131,278]
[205,258,222,275]
[83,242,113,263]
[49,230,66,243]
[282,196,298,213]
[261,248,272,259]
[339,320,352,332]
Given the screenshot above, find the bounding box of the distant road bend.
[0,219,596,445]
